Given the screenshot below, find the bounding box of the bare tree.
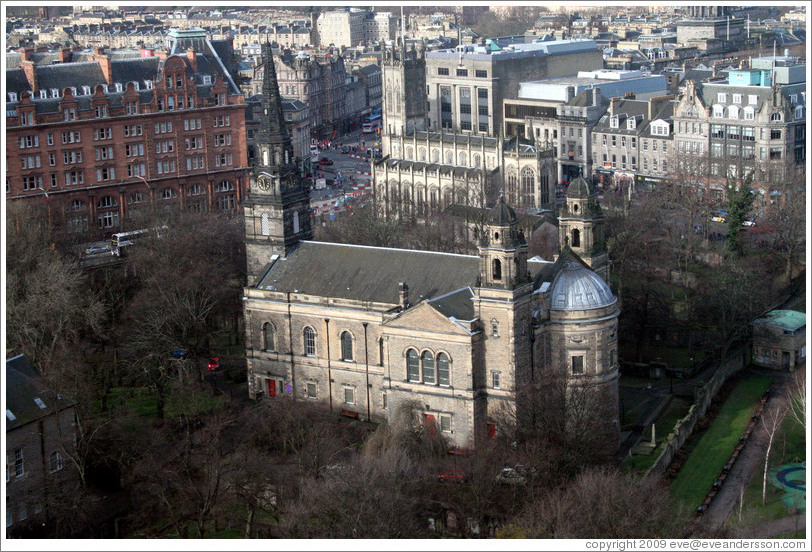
[760,394,787,506]
[764,170,806,284]
[786,370,806,434]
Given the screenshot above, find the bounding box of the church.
[243,44,620,448]
[371,41,558,218]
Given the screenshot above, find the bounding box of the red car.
[437,468,467,483]
[206,357,220,371]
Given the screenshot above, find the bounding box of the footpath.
[700,371,803,537]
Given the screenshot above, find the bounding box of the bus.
[110,226,166,256]
[362,111,381,134]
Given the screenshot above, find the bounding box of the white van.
[310,144,319,158]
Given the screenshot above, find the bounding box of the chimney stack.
[21,60,38,92]
[610,96,621,116]
[398,282,409,310]
[20,48,34,62]
[92,48,113,85]
[59,47,71,63]
[186,47,198,72]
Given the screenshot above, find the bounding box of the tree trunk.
[156,384,166,420]
[245,505,255,539]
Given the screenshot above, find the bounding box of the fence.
[645,347,748,476]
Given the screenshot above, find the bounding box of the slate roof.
[110,57,160,86]
[36,62,107,92]
[6,355,76,432]
[427,287,475,321]
[256,241,479,306]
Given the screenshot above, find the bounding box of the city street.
[309,129,378,217]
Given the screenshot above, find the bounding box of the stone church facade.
[243,45,619,449]
[372,42,557,217]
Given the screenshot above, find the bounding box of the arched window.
[473,153,481,168]
[421,351,435,384]
[406,146,413,159]
[458,152,467,166]
[728,105,739,119]
[712,105,725,118]
[445,151,453,164]
[506,167,518,205]
[437,353,450,386]
[129,192,144,204]
[160,187,177,200]
[418,147,426,161]
[340,331,353,361]
[187,184,205,196]
[571,228,581,248]
[263,322,275,351]
[493,258,502,280]
[431,149,440,163]
[261,212,271,236]
[407,349,420,382]
[303,327,316,357]
[521,167,535,207]
[770,112,782,122]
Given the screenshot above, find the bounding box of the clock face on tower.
[256,174,271,191]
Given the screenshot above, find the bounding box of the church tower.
[381,38,428,140]
[472,198,534,442]
[244,43,312,284]
[557,176,610,282]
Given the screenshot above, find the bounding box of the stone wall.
[645,346,747,476]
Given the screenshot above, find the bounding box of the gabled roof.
[426,287,475,322]
[256,241,479,306]
[6,355,76,432]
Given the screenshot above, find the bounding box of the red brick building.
[6,29,249,240]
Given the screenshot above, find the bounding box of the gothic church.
[244,45,619,448]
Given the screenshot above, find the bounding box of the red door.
[425,414,436,438]
[268,380,277,397]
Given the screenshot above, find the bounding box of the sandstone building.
[243,46,620,449]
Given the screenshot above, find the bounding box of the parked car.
[437,468,467,483]
[170,349,189,359]
[317,156,333,166]
[84,244,112,255]
[496,467,527,486]
[207,357,220,371]
[711,215,726,223]
[742,219,756,227]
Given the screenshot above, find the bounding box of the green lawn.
[728,414,806,530]
[670,373,771,513]
[104,386,226,421]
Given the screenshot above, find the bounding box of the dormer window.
[133,81,140,90]
[70,87,78,96]
[627,118,636,130]
[115,82,123,92]
[202,75,212,84]
[39,90,47,99]
[145,80,153,90]
[8,92,18,102]
[610,116,619,128]
[717,92,727,104]
[50,88,59,98]
[713,105,725,118]
[81,85,91,95]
